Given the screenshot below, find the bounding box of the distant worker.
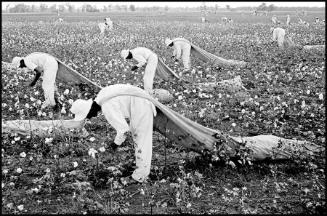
[70,84,157,184]
[165,38,191,74]
[98,17,113,35]
[271,27,286,48]
[11,52,60,110]
[286,15,291,26]
[271,15,278,24]
[315,17,320,23]
[120,47,158,94]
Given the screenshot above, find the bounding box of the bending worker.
[70,84,157,184]
[120,47,158,94]
[12,52,60,110]
[165,38,191,74]
[271,27,286,48]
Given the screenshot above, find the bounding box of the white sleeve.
[101,101,130,145]
[133,54,147,68]
[24,58,38,71]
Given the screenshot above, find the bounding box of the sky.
[2,1,325,8]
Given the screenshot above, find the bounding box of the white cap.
[12,56,23,68]
[120,49,129,59]
[165,38,173,47]
[70,99,93,121]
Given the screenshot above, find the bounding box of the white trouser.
[130,97,155,182]
[143,54,158,94]
[42,58,58,107]
[101,96,155,182]
[181,44,191,70]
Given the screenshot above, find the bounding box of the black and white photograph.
[1,1,325,214]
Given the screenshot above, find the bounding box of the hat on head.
[70,99,93,121]
[120,49,130,59]
[12,57,23,68]
[165,38,173,46]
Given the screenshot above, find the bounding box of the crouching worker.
[70,84,157,184]
[120,47,158,94]
[12,52,61,111]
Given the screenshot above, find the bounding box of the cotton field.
[1,10,325,214]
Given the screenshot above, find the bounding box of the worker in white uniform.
[286,15,291,26]
[165,38,191,73]
[104,17,113,30]
[120,47,158,94]
[70,84,156,184]
[271,15,278,24]
[271,27,286,48]
[12,52,60,110]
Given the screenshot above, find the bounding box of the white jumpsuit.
[23,52,58,107]
[105,18,113,30]
[130,47,158,93]
[171,38,191,71]
[286,15,291,26]
[272,27,286,48]
[272,16,278,24]
[94,84,157,182]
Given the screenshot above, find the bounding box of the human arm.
[29,66,43,87]
[101,100,130,145]
[133,54,147,68]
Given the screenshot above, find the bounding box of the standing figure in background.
[120,47,158,94]
[286,15,291,26]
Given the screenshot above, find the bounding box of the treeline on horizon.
[2,3,325,14]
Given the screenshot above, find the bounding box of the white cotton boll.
[99,147,106,152]
[25,103,30,109]
[89,137,96,142]
[45,138,53,144]
[319,93,323,100]
[232,123,236,127]
[20,152,26,158]
[73,162,78,168]
[16,168,22,173]
[17,205,24,211]
[61,107,66,114]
